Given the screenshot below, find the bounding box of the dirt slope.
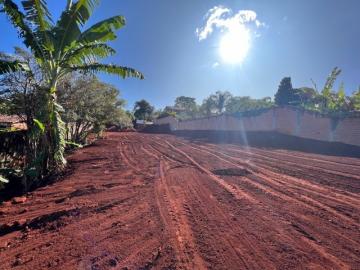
[1,132,360,269]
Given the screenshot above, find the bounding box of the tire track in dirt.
[211,142,360,175]
[147,138,278,268]
[272,148,360,167]
[117,142,155,179]
[219,144,360,180]
[176,139,360,212]
[162,140,258,204]
[1,132,359,269]
[157,135,359,267]
[155,137,350,269]
[156,158,207,269]
[171,138,360,247]
[202,142,360,193]
[141,141,207,269]
[250,146,360,170]
[1,133,169,269]
[160,137,360,223]
[208,144,360,220]
[150,142,276,269]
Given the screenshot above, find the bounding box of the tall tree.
[203,91,232,115]
[0,0,143,177]
[133,100,154,121]
[57,74,130,143]
[174,96,197,119]
[175,96,197,111]
[200,97,216,117]
[274,77,296,106]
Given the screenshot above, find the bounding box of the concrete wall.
[154,107,360,147]
[333,117,360,146]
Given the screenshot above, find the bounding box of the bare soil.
[1,132,360,269]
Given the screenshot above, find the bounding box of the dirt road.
[1,132,360,269]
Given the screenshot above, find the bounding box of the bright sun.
[219,25,250,64]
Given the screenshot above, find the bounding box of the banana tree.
[0,0,143,174]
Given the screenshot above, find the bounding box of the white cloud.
[196,6,265,41]
[212,62,220,68]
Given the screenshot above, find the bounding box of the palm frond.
[78,15,125,44]
[1,0,50,63]
[54,0,99,56]
[21,0,52,31]
[21,0,55,53]
[0,59,29,74]
[62,43,116,65]
[68,63,144,79]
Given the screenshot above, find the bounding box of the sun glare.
[219,25,250,64]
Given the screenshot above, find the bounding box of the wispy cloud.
[196,6,265,41]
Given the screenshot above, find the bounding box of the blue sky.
[1,0,359,110]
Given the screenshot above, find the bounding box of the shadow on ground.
[173,130,360,158]
[142,125,360,158]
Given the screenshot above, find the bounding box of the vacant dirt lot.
[1,132,360,269]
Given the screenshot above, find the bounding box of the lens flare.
[219,25,250,64]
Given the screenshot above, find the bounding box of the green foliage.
[111,110,134,129]
[350,88,360,110]
[65,140,83,149]
[226,96,273,114]
[0,59,29,74]
[292,87,317,107]
[157,110,177,119]
[0,0,143,186]
[173,96,198,119]
[0,99,11,114]
[322,67,341,95]
[133,99,154,121]
[58,74,130,143]
[200,91,232,116]
[274,77,298,106]
[33,118,45,132]
[200,97,215,117]
[273,67,358,116]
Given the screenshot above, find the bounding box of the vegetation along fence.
[153,106,360,147]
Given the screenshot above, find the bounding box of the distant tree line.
[131,67,360,122]
[131,91,273,121]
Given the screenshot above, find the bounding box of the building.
[0,115,27,130]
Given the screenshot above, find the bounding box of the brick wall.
[156,107,360,147]
[275,107,298,135]
[297,112,332,141]
[333,118,360,146]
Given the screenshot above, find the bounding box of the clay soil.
[1,132,360,269]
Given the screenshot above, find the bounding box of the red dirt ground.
[1,132,360,269]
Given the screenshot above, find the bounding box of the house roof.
[0,115,24,123]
